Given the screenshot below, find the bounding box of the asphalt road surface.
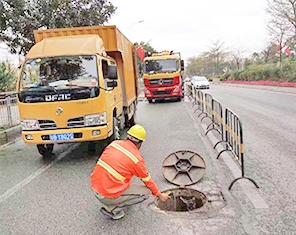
[1,84,295,234]
[193,84,296,234]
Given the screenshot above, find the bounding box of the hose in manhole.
[153,150,208,212]
[155,188,207,212]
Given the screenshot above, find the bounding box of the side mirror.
[181,60,185,71]
[108,65,118,80]
[107,80,118,88]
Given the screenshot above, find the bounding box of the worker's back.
[91,140,143,198]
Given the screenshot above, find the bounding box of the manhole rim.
[154,187,209,213]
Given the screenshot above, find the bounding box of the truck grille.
[150,78,173,85]
[152,90,172,95]
[39,120,57,130]
[67,116,85,128]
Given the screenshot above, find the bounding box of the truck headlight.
[85,113,106,126]
[21,119,39,130]
[173,86,180,93]
[144,88,151,95]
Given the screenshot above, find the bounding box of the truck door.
[101,59,123,119]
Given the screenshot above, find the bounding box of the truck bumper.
[144,85,182,100]
[22,125,109,144]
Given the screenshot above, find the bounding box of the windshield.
[20,55,98,90]
[192,76,208,81]
[144,59,178,73]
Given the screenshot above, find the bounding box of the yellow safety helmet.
[127,124,146,141]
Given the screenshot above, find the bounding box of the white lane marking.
[0,143,79,204]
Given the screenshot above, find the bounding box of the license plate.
[158,88,165,91]
[49,133,74,141]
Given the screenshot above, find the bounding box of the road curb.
[220,83,296,94]
[185,98,268,209]
[0,125,22,147]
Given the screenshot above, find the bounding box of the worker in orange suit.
[90,124,170,220]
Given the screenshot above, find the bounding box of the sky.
[108,0,270,62]
[0,0,270,66]
[0,43,20,67]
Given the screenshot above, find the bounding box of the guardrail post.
[196,91,207,117]
[187,84,193,101]
[205,98,224,139]
[6,96,13,127]
[214,108,259,190]
[200,93,212,122]
[192,87,198,107]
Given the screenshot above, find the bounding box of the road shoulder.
[0,125,21,147]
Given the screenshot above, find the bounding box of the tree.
[185,56,205,76]
[230,46,246,70]
[206,39,228,75]
[0,61,16,91]
[267,17,292,64]
[267,0,296,36]
[0,0,116,55]
[134,41,157,55]
[134,41,157,76]
[261,43,279,63]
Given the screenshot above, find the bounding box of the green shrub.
[233,70,244,80]
[205,61,296,83]
[0,62,17,92]
[282,64,292,73]
[262,69,273,80]
[227,62,296,82]
[221,73,231,80]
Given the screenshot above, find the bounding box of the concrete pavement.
[0,124,21,147]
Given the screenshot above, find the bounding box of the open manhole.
[155,188,207,212]
[154,150,208,212]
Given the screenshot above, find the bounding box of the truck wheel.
[128,112,137,127]
[37,144,54,159]
[148,99,152,103]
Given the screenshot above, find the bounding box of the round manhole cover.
[155,188,207,212]
[162,150,206,186]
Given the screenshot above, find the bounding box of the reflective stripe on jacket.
[90,140,161,198]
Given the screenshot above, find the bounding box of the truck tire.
[127,112,137,127]
[125,102,137,127]
[87,141,107,156]
[37,144,54,159]
[148,99,152,103]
